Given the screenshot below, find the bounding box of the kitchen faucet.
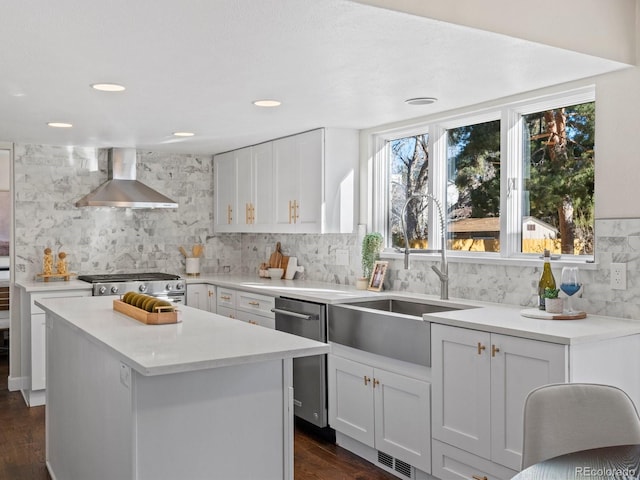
[400,193,449,300]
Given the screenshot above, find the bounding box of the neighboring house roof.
[448,216,558,235]
[449,217,499,233]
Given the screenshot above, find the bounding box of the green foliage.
[361,233,383,279]
[543,287,560,299]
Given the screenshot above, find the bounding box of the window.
[374,87,595,261]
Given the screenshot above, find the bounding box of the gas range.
[78,272,186,302]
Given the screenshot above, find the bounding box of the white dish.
[268,268,284,279]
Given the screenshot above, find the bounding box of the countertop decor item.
[37,249,76,281]
[359,232,383,289]
[367,260,388,292]
[268,268,284,279]
[543,287,563,313]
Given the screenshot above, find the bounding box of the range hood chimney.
[75,148,178,209]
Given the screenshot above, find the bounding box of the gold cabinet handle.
[248,301,260,306]
[373,378,380,388]
[220,295,231,301]
[208,290,213,297]
[249,203,255,224]
[288,200,293,224]
[227,204,233,224]
[249,320,258,325]
[294,200,299,223]
[477,342,486,355]
[245,203,250,224]
[472,476,488,480]
[492,345,500,357]
[364,376,371,385]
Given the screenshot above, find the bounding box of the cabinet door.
[235,147,254,232]
[214,151,237,232]
[432,324,491,458]
[490,334,567,470]
[328,355,375,447]
[374,368,431,473]
[272,135,298,232]
[252,142,274,230]
[294,129,322,233]
[186,284,208,310]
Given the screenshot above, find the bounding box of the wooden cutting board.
[520,308,587,320]
[269,242,283,268]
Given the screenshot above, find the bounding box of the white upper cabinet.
[215,128,358,234]
[214,150,238,233]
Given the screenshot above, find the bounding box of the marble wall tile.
[239,219,640,320]
[13,145,241,280]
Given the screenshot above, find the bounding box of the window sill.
[380,250,598,270]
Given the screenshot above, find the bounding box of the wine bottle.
[538,249,556,310]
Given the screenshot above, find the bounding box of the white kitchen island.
[36,296,329,480]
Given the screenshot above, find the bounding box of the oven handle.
[271,308,313,320]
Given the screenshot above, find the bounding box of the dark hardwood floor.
[0,353,397,480]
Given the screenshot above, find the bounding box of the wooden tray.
[520,308,587,320]
[113,299,178,325]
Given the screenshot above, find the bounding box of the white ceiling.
[0,0,628,155]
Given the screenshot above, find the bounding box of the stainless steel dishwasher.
[273,297,327,428]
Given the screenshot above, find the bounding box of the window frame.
[370,85,596,264]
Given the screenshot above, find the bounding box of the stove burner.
[78,272,180,283]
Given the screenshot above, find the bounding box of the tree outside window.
[382,94,595,258]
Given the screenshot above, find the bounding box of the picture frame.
[368,261,388,292]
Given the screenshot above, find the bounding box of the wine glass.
[560,267,582,314]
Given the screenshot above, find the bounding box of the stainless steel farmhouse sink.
[328,298,475,367]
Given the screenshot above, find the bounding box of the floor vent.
[377,451,414,479]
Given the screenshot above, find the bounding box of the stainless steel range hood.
[75,148,178,209]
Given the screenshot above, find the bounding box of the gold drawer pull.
[477,342,486,355]
[364,376,371,385]
[472,476,488,480]
[220,295,231,301]
[248,301,260,306]
[492,345,500,357]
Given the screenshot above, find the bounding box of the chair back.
[521,383,640,470]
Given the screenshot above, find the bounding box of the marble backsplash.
[12,144,640,320]
[239,219,640,320]
[13,145,241,280]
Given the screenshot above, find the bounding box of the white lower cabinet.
[20,287,91,406]
[329,351,431,475]
[216,287,275,329]
[186,283,216,312]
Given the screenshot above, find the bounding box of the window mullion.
[430,125,447,251]
[503,108,523,257]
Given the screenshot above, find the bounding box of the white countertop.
[16,278,92,293]
[189,274,640,344]
[35,296,329,376]
[425,305,640,345]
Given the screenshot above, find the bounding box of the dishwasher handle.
[271,308,313,320]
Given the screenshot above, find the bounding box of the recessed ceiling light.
[253,99,281,107]
[47,122,73,128]
[91,83,126,92]
[405,97,438,106]
[173,132,195,137]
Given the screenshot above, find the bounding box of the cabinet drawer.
[216,288,236,309]
[237,292,274,318]
[216,306,236,319]
[432,440,517,480]
[31,290,91,314]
